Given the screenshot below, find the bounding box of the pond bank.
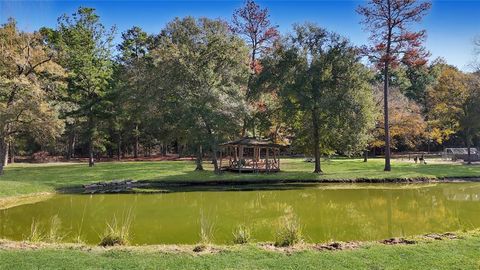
[0,231,470,254]
[0,193,53,210]
[0,230,479,269]
[69,176,480,194]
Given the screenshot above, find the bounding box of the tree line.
[1,0,479,175]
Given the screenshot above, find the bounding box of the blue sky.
[1,0,479,71]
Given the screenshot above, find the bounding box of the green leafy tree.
[54,7,115,166]
[152,17,249,172]
[429,66,480,163]
[265,23,375,173]
[112,26,154,159]
[0,18,64,175]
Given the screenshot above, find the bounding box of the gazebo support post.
[266,148,269,173]
[219,147,222,170]
[239,146,243,172]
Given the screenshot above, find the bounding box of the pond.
[1,183,480,245]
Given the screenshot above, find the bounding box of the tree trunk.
[241,118,247,137]
[383,62,392,171]
[211,147,219,174]
[117,134,122,161]
[312,108,322,173]
[133,124,139,158]
[66,130,76,160]
[177,142,182,158]
[466,132,472,165]
[363,150,368,162]
[195,145,204,171]
[9,143,14,164]
[88,140,95,167]
[0,137,7,175]
[3,142,8,167]
[252,118,256,138]
[209,135,220,174]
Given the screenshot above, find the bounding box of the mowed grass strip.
[0,234,480,270]
[1,158,480,198]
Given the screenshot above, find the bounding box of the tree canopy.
[1,1,480,175]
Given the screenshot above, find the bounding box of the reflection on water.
[0,183,479,244]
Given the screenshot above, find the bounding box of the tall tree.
[54,7,115,166]
[152,17,249,172]
[460,75,480,163]
[116,26,152,159]
[427,65,468,144]
[0,19,64,175]
[231,0,279,136]
[358,0,431,171]
[266,23,375,173]
[428,66,480,163]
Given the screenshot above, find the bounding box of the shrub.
[274,215,303,247]
[232,225,251,244]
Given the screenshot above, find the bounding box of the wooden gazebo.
[219,137,282,173]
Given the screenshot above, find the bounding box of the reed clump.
[99,214,132,247]
[274,215,303,247]
[232,225,251,244]
[193,214,215,252]
[27,219,44,242]
[46,215,63,243]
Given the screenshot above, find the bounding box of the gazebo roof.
[220,137,283,148]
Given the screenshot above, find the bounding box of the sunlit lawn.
[1,232,480,270]
[1,158,479,198]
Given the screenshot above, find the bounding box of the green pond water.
[1,183,480,245]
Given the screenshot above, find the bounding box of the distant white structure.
[442,148,479,161]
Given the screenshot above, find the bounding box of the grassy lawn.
[1,158,480,198]
[1,233,480,269]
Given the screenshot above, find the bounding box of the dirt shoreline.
[0,193,54,210]
[0,231,472,254]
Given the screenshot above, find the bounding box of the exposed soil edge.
[0,231,474,255]
[0,192,54,210]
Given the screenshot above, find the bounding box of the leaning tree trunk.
[312,108,322,173]
[195,145,204,171]
[3,142,8,167]
[383,62,392,171]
